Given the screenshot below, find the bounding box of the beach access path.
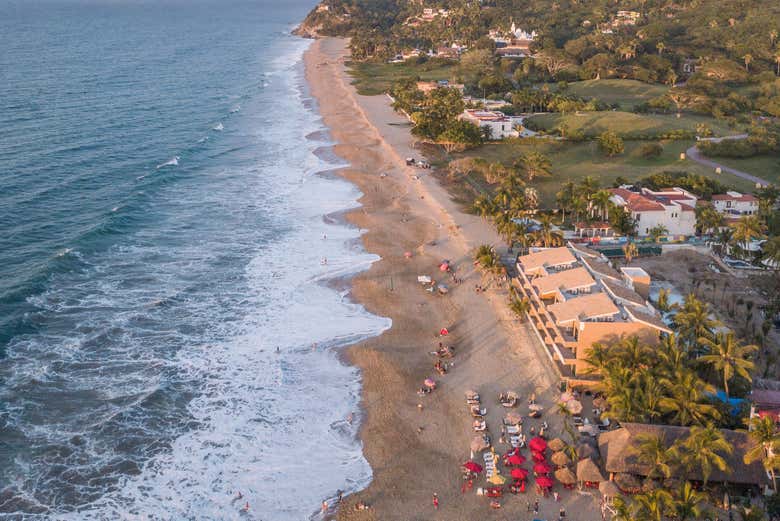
[304,37,603,521]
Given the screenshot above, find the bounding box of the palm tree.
[648,224,668,243]
[623,242,638,263]
[771,29,779,47]
[670,481,708,520]
[695,204,724,236]
[743,53,753,72]
[715,227,734,255]
[472,194,496,218]
[631,433,676,479]
[579,175,600,199]
[590,189,613,220]
[660,369,720,426]
[698,332,757,399]
[673,293,719,351]
[732,215,765,252]
[611,496,635,521]
[743,415,780,491]
[475,244,498,271]
[656,288,672,313]
[556,181,577,224]
[656,41,665,55]
[508,296,531,320]
[537,214,563,247]
[517,151,552,181]
[761,236,780,269]
[680,423,733,487]
[633,488,673,521]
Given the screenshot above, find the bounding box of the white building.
[460,109,521,139]
[609,187,697,237]
[711,191,759,219]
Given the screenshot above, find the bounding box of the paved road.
[685,134,771,187]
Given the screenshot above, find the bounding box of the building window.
[726,201,732,208]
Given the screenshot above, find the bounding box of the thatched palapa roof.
[598,423,769,486]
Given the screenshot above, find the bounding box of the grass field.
[346,59,457,96]
[452,139,755,207]
[706,154,780,186]
[526,111,744,139]
[564,79,670,110]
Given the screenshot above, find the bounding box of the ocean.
[0,1,389,518]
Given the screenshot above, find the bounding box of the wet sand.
[304,37,601,521]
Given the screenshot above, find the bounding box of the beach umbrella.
[505,411,523,425]
[599,480,620,498]
[576,443,598,460]
[439,328,449,336]
[424,378,436,388]
[528,437,547,452]
[547,438,566,452]
[471,436,489,452]
[614,473,641,492]
[463,461,483,473]
[528,403,544,412]
[439,263,449,272]
[507,454,526,466]
[532,451,546,462]
[533,462,552,474]
[551,451,571,467]
[535,476,554,489]
[404,251,413,259]
[576,458,605,483]
[510,468,529,480]
[566,399,583,415]
[560,391,574,402]
[554,467,576,485]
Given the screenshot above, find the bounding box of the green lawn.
[564,79,670,110]
[526,111,744,139]
[346,59,457,96]
[454,139,755,207]
[706,154,780,186]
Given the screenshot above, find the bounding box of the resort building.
[609,187,697,237]
[489,23,536,58]
[514,244,670,386]
[711,191,759,221]
[460,109,522,139]
[599,423,772,490]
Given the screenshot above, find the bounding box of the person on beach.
[322,500,328,513]
[432,493,439,509]
[533,500,539,514]
[242,502,250,512]
[337,490,343,503]
[559,506,566,519]
[235,491,243,500]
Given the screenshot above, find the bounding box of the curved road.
[685,135,771,187]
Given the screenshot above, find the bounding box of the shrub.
[639,142,664,158]
[597,131,625,157]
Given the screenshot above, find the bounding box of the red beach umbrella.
[507,454,526,466]
[404,251,412,259]
[424,378,436,388]
[533,462,552,474]
[439,328,449,336]
[439,262,449,272]
[463,461,483,473]
[528,436,547,452]
[536,475,554,488]
[510,468,529,480]
[532,451,546,462]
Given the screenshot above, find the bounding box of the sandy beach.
[304,37,602,521]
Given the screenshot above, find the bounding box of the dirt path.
[685,135,770,187]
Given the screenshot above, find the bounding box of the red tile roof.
[610,188,664,212]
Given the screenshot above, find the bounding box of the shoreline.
[303,37,599,520]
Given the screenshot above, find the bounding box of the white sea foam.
[68,35,388,521]
[213,122,224,131]
[156,155,179,169]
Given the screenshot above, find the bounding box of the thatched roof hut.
[598,423,769,486]
[576,457,605,483]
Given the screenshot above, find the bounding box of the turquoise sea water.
[0,1,388,518]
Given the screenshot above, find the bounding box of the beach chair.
[506,425,521,435]
[473,420,487,432]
